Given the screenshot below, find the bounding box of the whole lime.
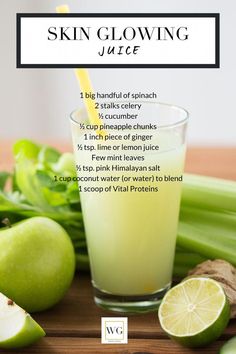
[0,217,75,312]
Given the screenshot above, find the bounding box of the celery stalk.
[177,206,236,266]
[174,249,206,268]
[182,174,236,213]
[173,265,190,278]
[173,248,207,278]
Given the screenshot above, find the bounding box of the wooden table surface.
[1,141,236,354]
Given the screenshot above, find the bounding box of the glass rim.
[69,101,189,129]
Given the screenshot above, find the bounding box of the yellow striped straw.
[56,5,106,137]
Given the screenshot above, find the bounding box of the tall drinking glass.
[70,102,188,313]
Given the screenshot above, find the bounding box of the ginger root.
[188,259,236,318]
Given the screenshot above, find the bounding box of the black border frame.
[16,13,220,69]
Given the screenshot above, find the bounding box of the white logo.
[101,317,128,344]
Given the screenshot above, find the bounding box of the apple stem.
[1,218,12,228]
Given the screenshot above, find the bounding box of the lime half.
[219,336,236,353]
[158,277,230,348]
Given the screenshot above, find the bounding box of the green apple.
[0,216,75,312]
[0,292,45,349]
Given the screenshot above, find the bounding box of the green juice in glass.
[70,102,188,312]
